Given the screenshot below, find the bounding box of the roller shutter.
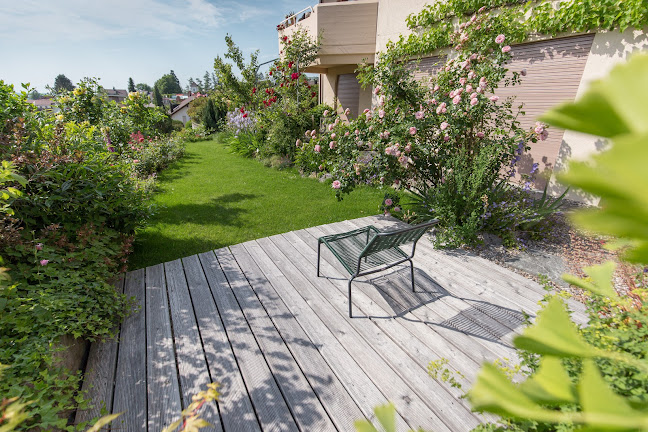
[497,34,594,180]
[409,55,447,83]
[337,73,360,118]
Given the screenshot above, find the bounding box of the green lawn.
[129,135,386,269]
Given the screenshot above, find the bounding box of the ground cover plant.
[0,78,186,430]
[128,134,387,269]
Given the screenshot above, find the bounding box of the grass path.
[129,136,385,269]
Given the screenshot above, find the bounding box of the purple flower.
[530,163,539,174]
[385,198,393,206]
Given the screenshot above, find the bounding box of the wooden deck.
[75,215,587,431]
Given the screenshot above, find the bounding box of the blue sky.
[1,0,314,93]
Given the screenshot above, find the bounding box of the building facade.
[279,0,647,203]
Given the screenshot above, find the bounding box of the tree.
[170,70,181,91]
[128,77,135,92]
[203,72,212,92]
[213,34,260,106]
[53,74,74,93]
[155,71,182,95]
[27,89,42,100]
[202,98,225,131]
[135,83,152,92]
[153,85,163,107]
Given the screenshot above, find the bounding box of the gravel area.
[465,202,643,302]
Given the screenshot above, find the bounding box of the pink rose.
[470,92,478,99]
[476,131,485,138]
[133,159,139,163]
[384,198,393,206]
[319,164,324,170]
[495,34,505,44]
[314,144,321,152]
[489,95,499,102]
[394,206,401,212]
[476,86,483,94]
[305,130,311,137]
[40,259,49,266]
[404,143,412,153]
[466,84,473,93]
[344,108,351,116]
[468,71,476,79]
[331,133,336,139]
[384,130,390,138]
[433,84,440,92]
[373,86,381,95]
[311,130,317,137]
[452,95,461,105]
[295,139,302,147]
[36,243,43,251]
[440,122,449,130]
[459,77,467,85]
[323,110,329,116]
[502,45,511,53]
[363,108,370,113]
[332,180,341,189]
[443,135,450,142]
[470,98,478,106]
[409,126,417,135]
[379,109,385,119]
[329,141,336,149]
[415,111,424,120]
[344,131,350,136]
[328,124,334,131]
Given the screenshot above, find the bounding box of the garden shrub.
[0,76,187,430]
[218,29,322,163]
[296,8,557,246]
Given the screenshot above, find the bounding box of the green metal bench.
[317,219,439,317]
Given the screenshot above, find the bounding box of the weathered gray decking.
[75,215,587,431]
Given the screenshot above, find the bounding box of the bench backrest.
[362,219,439,257]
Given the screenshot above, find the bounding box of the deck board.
[81,215,588,431]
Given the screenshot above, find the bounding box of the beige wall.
[375,0,431,54]
[551,27,648,204]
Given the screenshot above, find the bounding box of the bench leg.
[317,241,322,277]
[409,259,416,293]
[348,276,355,318]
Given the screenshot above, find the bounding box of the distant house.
[27,98,58,112]
[188,80,199,93]
[106,88,128,103]
[170,96,196,124]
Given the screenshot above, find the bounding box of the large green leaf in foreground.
[541,54,648,264]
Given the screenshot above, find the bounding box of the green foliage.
[0,162,26,216]
[391,0,648,59]
[354,403,399,432]
[467,53,648,432]
[127,77,135,93]
[52,73,74,93]
[298,9,554,246]
[135,82,152,92]
[202,98,226,132]
[213,35,260,107]
[154,85,164,107]
[0,75,187,430]
[155,70,183,95]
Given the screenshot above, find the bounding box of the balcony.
[278,0,379,72]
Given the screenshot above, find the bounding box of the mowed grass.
[129,135,385,269]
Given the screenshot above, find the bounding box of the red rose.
[291,72,299,80]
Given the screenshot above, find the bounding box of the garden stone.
[503,247,568,288]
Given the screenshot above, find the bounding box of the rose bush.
[296,8,562,246]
